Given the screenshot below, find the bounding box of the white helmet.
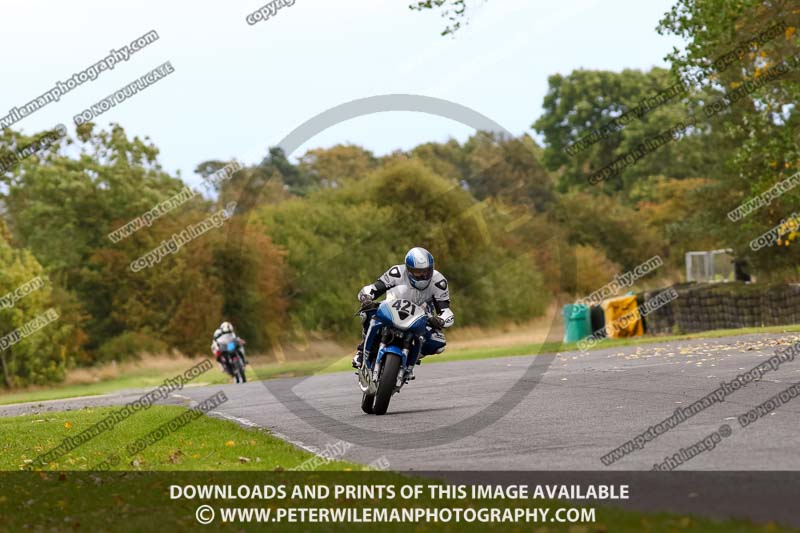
[219,321,235,334]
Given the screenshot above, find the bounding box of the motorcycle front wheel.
[234,358,247,383]
[361,390,375,414]
[373,354,401,415]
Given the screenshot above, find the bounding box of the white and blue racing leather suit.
[358,264,454,363]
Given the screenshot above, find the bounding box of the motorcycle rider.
[352,247,454,378]
[211,321,248,372]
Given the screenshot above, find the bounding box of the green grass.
[0,408,794,531]
[0,373,191,406]
[1,405,358,472]
[0,363,254,406]
[3,323,800,406]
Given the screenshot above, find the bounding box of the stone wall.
[642,282,800,334]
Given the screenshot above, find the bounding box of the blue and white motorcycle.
[215,333,247,384]
[356,292,431,415]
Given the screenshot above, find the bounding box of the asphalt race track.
[6,332,800,470]
[4,332,800,525]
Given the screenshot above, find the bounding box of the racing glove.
[358,284,376,303]
[438,307,454,328]
[429,315,445,330]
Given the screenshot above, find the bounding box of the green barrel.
[562,303,593,343]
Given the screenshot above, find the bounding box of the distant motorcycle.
[216,334,247,383]
[356,295,431,415]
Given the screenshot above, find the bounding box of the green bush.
[0,234,75,387]
[96,331,169,363]
[257,160,551,337]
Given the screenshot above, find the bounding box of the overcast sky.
[2,0,683,188]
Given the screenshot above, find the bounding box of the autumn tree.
[533,67,718,194]
[658,0,799,275]
[0,234,76,387]
[298,144,378,187]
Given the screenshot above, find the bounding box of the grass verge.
[0,405,358,472]
[0,408,792,531]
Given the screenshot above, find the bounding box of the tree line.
[0,0,797,387]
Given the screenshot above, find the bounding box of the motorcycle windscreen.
[386,286,435,315]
